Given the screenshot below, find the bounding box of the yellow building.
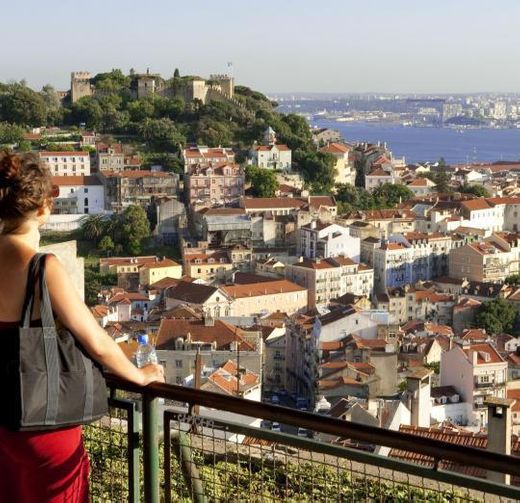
[183,250,234,281]
[138,259,182,287]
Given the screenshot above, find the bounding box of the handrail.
[105,373,520,477]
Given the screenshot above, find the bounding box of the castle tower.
[70,72,93,103]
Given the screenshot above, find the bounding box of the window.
[84,188,88,193]
[175,360,183,368]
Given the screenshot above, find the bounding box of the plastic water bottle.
[135,334,158,368]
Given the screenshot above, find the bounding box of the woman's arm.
[44,255,164,386]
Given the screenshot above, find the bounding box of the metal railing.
[83,374,520,502]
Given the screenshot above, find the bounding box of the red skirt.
[0,425,89,502]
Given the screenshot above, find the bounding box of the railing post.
[143,392,160,503]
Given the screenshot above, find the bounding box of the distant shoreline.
[311,118,520,165]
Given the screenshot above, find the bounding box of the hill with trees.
[0,70,336,192]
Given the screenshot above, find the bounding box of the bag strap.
[21,253,44,328]
[37,254,57,329]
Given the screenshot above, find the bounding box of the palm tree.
[79,214,111,243]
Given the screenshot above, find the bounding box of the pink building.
[185,163,244,209]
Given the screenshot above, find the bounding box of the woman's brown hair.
[0,150,53,234]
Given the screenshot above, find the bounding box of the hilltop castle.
[70,70,237,106]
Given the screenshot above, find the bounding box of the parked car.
[260,420,271,429]
[297,427,309,438]
[296,397,307,409]
[271,395,280,405]
[271,422,281,432]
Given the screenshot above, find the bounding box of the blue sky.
[3,0,520,93]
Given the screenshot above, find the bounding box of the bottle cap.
[137,334,149,345]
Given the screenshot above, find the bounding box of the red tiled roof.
[460,199,492,211]
[462,343,505,365]
[40,151,89,157]
[222,279,306,299]
[320,142,351,154]
[52,175,102,186]
[157,319,255,351]
[101,170,173,178]
[204,360,259,396]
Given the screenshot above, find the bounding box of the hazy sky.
[3,0,520,94]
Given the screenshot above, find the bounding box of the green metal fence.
[82,376,520,503]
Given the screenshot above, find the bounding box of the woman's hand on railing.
[139,364,166,386]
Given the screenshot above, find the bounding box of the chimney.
[485,397,515,485]
[405,370,432,427]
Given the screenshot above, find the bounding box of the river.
[312,118,520,165]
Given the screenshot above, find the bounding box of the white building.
[249,127,292,171]
[373,232,451,292]
[407,178,437,196]
[365,169,398,192]
[298,221,360,261]
[51,175,105,214]
[440,343,508,428]
[285,257,373,308]
[39,151,91,176]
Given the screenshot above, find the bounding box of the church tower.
[264,126,277,146]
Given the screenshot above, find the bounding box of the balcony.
[83,374,520,502]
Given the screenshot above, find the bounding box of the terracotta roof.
[462,343,506,365]
[390,425,520,478]
[352,336,387,350]
[52,175,102,186]
[318,376,365,390]
[157,319,254,351]
[40,151,89,157]
[460,199,492,211]
[149,277,184,290]
[380,243,407,251]
[507,389,520,413]
[254,144,290,152]
[460,329,487,342]
[101,170,174,179]
[367,168,392,177]
[100,256,157,268]
[222,279,306,299]
[118,339,139,360]
[243,196,335,211]
[139,259,181,270]
[320,142,351,154]
[320,340,343,351]
[108,292,149,304]
[203,360,259,396]
[91,305,110,318]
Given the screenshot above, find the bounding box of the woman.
[0,150,165,502]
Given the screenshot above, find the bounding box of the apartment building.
[185,163,244,209]
[222,279,308,317]
[448,233,520,282]
[51,175,105,214]
[97,142,125,172]
[154,318,262,385]
[440,343,508,428]
[373,232,451,292]
[40,151,91,176]
[101,170,179,211]
[340,209,416,239]
[375,288,455,325]
[297,220,360,261]
[182,145,235,172]
[285,257,373,308]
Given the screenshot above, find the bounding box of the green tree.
[116,205,151,255]
[173,68,180,78]
[475,297,518,335]
[245,166,279,197]
[0,83,47,126]
[0,122,25,144]
[459,183,490,198]
[372,183,414,207]
[69,97,104,130]
[505,274,520,287]
[98,235,115,256]
[137,118,185,152]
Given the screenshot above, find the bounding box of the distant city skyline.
[3,0,520,94]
